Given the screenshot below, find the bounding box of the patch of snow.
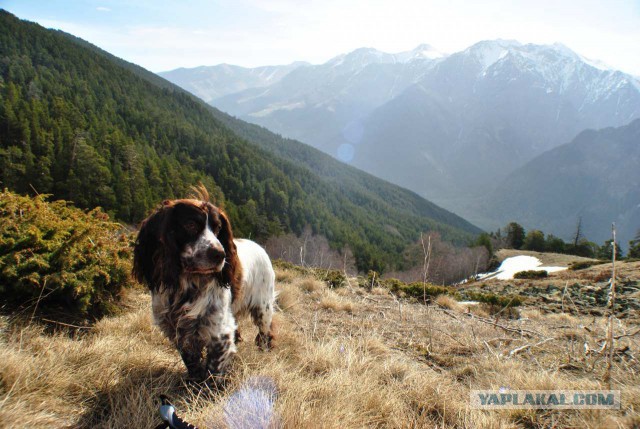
[466,40,521,72]
[395,44,446,62]
[579,56,614,72]
[477,255,567,281]
[249,101,306,117]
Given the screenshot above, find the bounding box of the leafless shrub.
[386,232,490,285]
[264,227,357,274]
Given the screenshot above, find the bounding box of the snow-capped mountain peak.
[457,40,640,96]
[327,45,446,69]
[464,39,523,71]
[395,44,446,62]
[326,47,397,68]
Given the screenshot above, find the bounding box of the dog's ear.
[213,207,243,301]
[133,203,179,291]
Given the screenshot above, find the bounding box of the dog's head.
[133,198,240,292]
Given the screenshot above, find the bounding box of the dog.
[133,190,275,381]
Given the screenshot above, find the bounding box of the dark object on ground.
[155,395,199,429]
[514,270,549,279]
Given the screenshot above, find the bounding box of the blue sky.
[3,0,640,75]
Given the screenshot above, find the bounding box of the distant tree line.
[476,221,640,260]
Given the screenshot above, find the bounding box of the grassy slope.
[1,264,639,428]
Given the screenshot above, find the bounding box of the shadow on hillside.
[75,364,219,429]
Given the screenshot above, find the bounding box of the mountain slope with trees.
[0,10,480,272]
[479,119,640,247]
[169,41,640,228]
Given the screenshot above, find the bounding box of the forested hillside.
[0,11,479,272]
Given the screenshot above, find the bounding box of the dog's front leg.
[178,344,205,380]
[205,333,236,377]
[176,319,206,380]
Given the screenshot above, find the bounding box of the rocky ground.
[458,254,640,322]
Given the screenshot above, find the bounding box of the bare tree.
[573,216,584,248]
[604,223,617,387]
[264,228,357,274]
[386,232,490,285]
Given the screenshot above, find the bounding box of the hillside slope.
[0,10,479,272]
[479,119,640,246]
[170,41,640,218]
[1,263,638,427]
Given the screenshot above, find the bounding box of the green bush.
[465,291,524,308]
[272,259,312,276]
[386,279,460,301]
[314,269,347,288]
[513,270,548,279]
[362,270,380,290]
[568,261,606,271]
[0,190,133,320]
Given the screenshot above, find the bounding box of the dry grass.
[435,294,463,312]
[275,269,297,284]
[1,269,639,428]
[298,278,325,293]
[319,295,356,313]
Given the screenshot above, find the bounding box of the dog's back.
[233,238,276,348]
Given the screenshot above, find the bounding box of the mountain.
[205,45,444,151]
[347,40,640,201]
[158,62,308,103]
[167,40,640,215]
[0,10,481,273]
[478,119,640,248]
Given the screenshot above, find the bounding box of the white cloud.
[96,6,111,12]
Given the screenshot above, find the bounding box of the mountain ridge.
[0,10,480,273]
[162,39,640,246]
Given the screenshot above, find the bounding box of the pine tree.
[506,222,526,249]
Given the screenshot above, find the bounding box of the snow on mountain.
[465,39,522,71]
[158,61,308,102]
[161,40,640,238]
[326,44,448,68]
[395,44,446,62]
[326,47,398,69]
[465,41,640,100]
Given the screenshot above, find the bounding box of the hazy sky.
[4,0,640,75]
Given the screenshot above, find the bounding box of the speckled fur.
[134,198,276,381]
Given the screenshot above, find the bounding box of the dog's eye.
[183,221,199,234]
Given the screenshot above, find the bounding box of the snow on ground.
[478,255,567,280]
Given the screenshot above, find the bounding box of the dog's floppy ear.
[133,202,179,291]
[212,207,243,301]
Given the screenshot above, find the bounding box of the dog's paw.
[255,332,274,350]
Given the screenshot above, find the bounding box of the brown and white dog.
[133,194,275,381]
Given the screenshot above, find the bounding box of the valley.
[163,41,640,247]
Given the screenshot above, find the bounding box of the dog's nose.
[206,247,225,263]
